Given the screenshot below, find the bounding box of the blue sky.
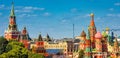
[0,0,120,39]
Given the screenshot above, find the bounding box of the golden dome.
[90,13,94,17]
[106,27,110,31]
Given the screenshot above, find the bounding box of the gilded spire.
[10,2,15,17]
[90,13,95,26]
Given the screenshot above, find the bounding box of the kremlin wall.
[3,3,120,58]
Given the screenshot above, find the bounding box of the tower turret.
[4,2,20,40]
[37,33,43,41]
[21,27,31,41]
[84,30,92,58]
[80,30,86,50]
[45,34,52,42]
[9,2,17,30]
[88,13,97,49]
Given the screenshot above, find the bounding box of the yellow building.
[44,41,67,54]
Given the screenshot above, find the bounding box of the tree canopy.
[0,36,8,54]
[78,50,84,58]
[0,37,44,58]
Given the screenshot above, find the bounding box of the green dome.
[102,31,108,38]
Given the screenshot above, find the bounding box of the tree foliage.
[28,52,44,58]
[0,40,44,58]
[0,36,8,54]
[5,40,24,52]
[78,50,84,58]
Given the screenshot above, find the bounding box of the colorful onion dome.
[95,31,102,39]
[102,31,108,38]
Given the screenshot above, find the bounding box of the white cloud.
[0,13,2,16]
[23,6,45,10]
[23,6,33,10]
[107,14,120,17]
[43,12,51,16]
[15,6,45,13]
[61,20,67,23]
[107,14,115,17]
[109,8,114,11]
[114,2,120,6]
[18,14,37,17]
[60,19,69,24]
[15,9,32,13]
[0,4,5,8]
[71,8,78,13]
[32,7,45,10]
[117,14,120,17]
[96,17,101,20]
[83,14,90,18]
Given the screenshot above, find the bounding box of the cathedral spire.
[90,13,95,26]
[4,2,20,40]
[38,33,43,41]
[88,13,97,49]
[10,2,15,17]
[45,34,51,41]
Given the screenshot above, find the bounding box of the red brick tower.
[35,33,46,54]
[19,27,31,49]
[4,2,20,40]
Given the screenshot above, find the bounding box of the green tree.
[0,41,28,58]
[0,40,44,58]
[0,37,8,54]
[28,52,44,58]
[78,50,84,58]
[5,40,24,52]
